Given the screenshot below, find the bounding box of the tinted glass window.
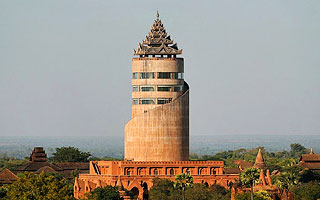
[141,99,155,104]
[140,86,155,92]
[158,72,171,79]
[140,72,155,79]
[173,72,184,79]
[157,86,171,92]
[157,98,172,104]
[132,98,139,105]
[132,86,139,92]
[132,73,138,79]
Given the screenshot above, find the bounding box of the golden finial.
[156,11,159,20]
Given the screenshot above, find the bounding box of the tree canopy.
[240,167,261,200]
[0,154,27,172]
[235,190,272,200]
[290,143,308,157]
[2,172,74,200]
[85,185,120,200]
[149,177,230,200]
[189,143,310,172]
[49,146,91,162]
[274,166,300,200]
[149,178,176,200]
[292,181,320,200]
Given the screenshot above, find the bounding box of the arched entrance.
[142,182,149,200]
[131,187,139,199]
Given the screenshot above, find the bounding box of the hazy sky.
[0,0,319,137]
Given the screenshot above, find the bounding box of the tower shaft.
[124,13,189,161]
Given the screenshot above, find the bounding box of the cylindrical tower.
[131,57,184,118]
[125,13,189,161]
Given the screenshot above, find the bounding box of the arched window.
[154,168,158,175]
[170,168,174,175]
[126,168,131,176]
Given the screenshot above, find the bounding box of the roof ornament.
[134,12,182,56]
[310,148,314,154]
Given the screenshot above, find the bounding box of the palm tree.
[240,167,260,200]
[274,171,298,200]
[174,173,193,200]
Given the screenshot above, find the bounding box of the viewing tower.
[125,12,189,161]
[74,13,239,200]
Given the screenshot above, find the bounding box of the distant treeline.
[0,143,311,173]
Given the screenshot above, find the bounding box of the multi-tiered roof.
[134,12,182,56]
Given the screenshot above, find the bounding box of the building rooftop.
[14,147,89,179]
[0,168,18,184]
[299,149,320,171]
[300,149,320,162]
[224,168,241,174]
[134,11,182,56]
[15,161,63,172]
[30,147,48,162]
[234,160,253,170]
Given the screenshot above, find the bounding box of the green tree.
[209,184,228,195]
[240,167,260,200]
[185,183,212,200]
[292,181,320,200]
[49,146,91,162]
[149,178,231,200]
[149,178,175,200]
[4,172,74,200]
[274,171,298,200]
[0,154,28,171]
[254,190,272,200]
[299,169,320,183]
[235,192,251,200]
[85,185,120,200]
[174,173,193,200]
[209,184,231,200]
[290,143,308,157]
[0,187,7,198]
[235,191,272,200]
[88,156,120,161]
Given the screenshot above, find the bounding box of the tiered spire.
[30,147,47,162]
[134,11,182,56]
[254,148,266,169]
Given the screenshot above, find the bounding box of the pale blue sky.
[0,0,319,137]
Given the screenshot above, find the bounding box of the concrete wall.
[125,84,189,161]
[125,57,189,161]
